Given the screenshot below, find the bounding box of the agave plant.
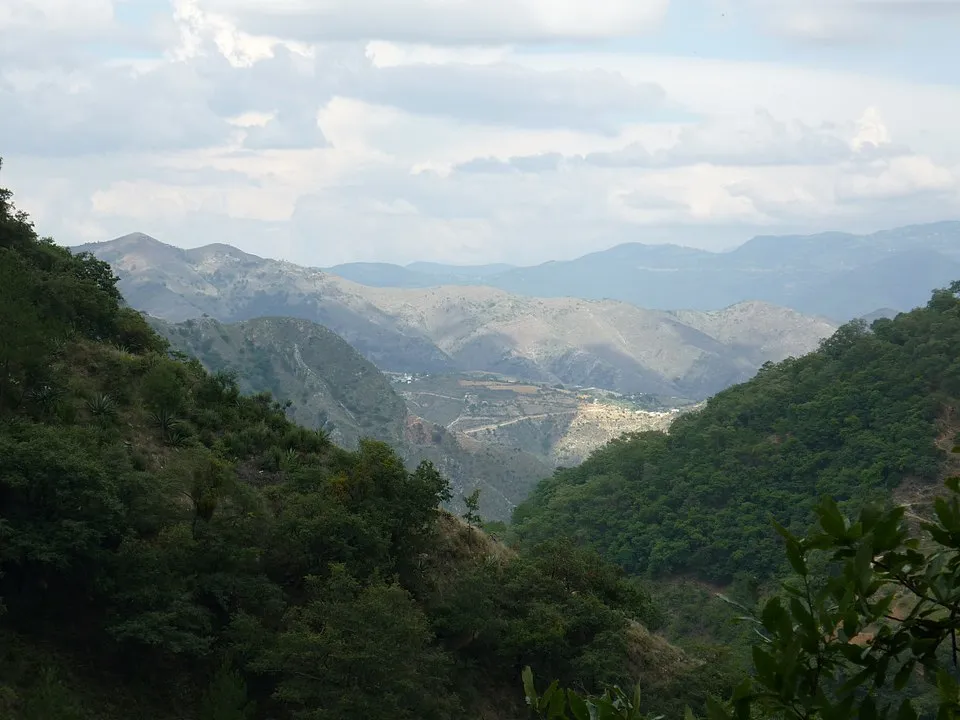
[27,384,64,415]
[86,392,116,419]
[149,408,179,433]
[164,425,190,448]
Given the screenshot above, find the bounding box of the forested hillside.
[0,171,728,718]
[514,287,960,584]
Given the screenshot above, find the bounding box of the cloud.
[0,0,115,37]
[745,0,960,42]
[581,107,908,169]
[0,61,232,156]
[351,62,669,133]
[2,0,960,270]
[199,0,670,44]
[242,109,329,150]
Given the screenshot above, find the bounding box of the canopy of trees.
[513,285,960,584]
[0,165,715,718]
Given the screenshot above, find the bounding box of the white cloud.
[744,0,960,42]
[1,0,960,269]
[0,0,115,36]
[200,0,670,43]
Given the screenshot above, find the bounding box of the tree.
[261,566,459,720]
[462,488,482,527]
[198,661,255,720]
[526,472,960,719]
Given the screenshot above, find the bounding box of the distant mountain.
[318,222,960,321]
[81,233,837,400]
[82,233,456,373]
[321,262,443,289]
[405,260,516,277]
[325,260,516,288]
[152,314,549,520]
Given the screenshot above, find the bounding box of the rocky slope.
[82,233,838,400]
[396,372,690,466]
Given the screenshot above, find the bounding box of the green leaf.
[934,497,957,532]
[761,597,791,638]
[752,645,777,686]
[860,695,877,720]
[784,539,808,577]
[522,666,538,707]
[567,690,590,720]
[896,699,918,720]
[731,678,752,702]
[817,496,847,538]
[545,682,566,718]
[894,660,915,691]
[705,697,731,720]
[860,504,882,532]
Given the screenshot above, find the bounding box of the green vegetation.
[513,289,960,585]
[10,155,960,719]
[0,166,716,718]
[526,482,960,719]
[151,315,409,449]
[157,319,553,522]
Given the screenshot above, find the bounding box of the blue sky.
[2,0,959,266]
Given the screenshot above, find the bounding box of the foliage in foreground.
[527,468,960,720]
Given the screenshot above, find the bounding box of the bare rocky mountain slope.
[81,233,838,400]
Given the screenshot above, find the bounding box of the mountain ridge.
[308,221,960,319]
[82,233,838,401]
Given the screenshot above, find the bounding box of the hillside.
[151,316,409,449]
[328,222,960,321]
[80,233,837,400]
[513,282,960,585]
[0,170,733,720]
[395,372,687,466]
[151,316,550,521]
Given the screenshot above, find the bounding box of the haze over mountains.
[325,221,960,321]
[81,233,837,401]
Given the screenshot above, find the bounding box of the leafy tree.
[462,488,482,526]
[258,566,459,720]
[199,661,255,720]
[528,470,960,720]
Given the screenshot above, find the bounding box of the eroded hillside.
[396,372,691,466]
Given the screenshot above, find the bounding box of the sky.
[2,0,960,267]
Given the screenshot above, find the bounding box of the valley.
[390,371,693,466]
[7,164,960,720]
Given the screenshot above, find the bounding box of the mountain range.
[80,233,838,401]
[325,221,960,321]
